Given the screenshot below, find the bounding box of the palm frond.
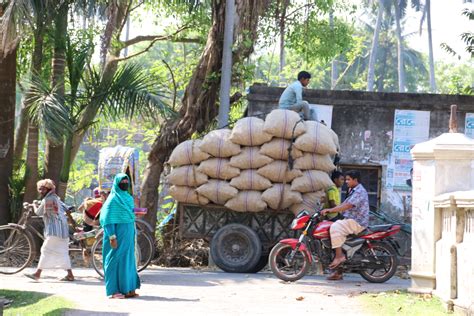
[26,75,74,144]
[0,0,33,55]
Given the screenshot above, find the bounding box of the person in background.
[278,71,314,120]
[323,170,345,221]
[24,179,75,282]
[100,173,140,299]
[321,170,369,281]
[78,188,107,232]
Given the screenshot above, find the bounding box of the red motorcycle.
[269,210,401,283]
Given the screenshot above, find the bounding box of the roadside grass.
[0,289,75,316]
[360,290,457,316]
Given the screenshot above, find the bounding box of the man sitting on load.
[279,71,314,120]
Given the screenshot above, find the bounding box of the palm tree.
[420,0,436,92]
[367,0,387,91]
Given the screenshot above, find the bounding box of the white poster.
[465,113,474,138]
[392,110,430,190]
[309,104,333,128]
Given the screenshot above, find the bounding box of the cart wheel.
[210,224,262,273]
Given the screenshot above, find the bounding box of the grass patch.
[0,289,75,316]
[359,290,457,316]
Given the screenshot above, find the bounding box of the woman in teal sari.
[100,173,140,299]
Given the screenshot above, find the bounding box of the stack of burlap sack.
[167,109,339,214]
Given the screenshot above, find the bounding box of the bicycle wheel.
[91,232,104,278]
[91,231,144,278]
[136,229,155,272]
[0,226,35,274]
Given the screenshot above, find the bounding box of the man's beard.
[41,189,51,198]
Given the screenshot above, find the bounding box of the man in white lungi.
[321,170,369,280]
[24,179,75,281]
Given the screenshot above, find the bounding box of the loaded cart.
[177,203,297,273]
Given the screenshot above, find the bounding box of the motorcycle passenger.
[323,170,345,222]
[321,170,369,280]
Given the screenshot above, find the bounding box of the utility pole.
[218,0,235,129]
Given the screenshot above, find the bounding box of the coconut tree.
[366,0,388,91]
[419,0,436,92]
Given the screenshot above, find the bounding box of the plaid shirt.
[342,184,369,227]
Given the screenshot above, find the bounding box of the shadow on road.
[137,295,200,302]
[49,308,128,316]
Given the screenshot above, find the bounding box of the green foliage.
[8,160,26,222]
[66,150,98,205]
[0,289,74,316]
[435,60,474,95]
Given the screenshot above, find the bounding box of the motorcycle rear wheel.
[359,241,398,283]
[269,242,310,282]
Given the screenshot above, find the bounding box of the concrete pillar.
[409,133,474,293]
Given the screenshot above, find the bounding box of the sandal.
[24,273,39,281]
[125,292,139,298]
[326,271,344,281]
[59,276,75,282]
[110,293,125,299]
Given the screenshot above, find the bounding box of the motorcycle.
[269,209,401,283]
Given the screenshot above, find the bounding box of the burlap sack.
[166,165,208,186]
[225,190,267,213]
[199,129,241,158]
[197,158,240,180]
[289,191,326,215]
[169,185,209,205]
[263,109,307,139]
[261,184,302,210]
[168,139,210,166]
[196,180,238,205]
[229,146,273,169]
[230,117,273,146]
[328,128,340,151]
[229,169,272,191]
[291,170,334,193]
[294,121,338,155]
[260,138,304,161]
[294,153,336,172]
[257,160,303,183]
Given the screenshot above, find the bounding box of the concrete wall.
[247,84,474,218]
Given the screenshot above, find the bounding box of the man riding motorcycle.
[320,170,369,281]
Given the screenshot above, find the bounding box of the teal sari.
[100,173,140,296]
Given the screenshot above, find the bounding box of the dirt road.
[1,267,409,315]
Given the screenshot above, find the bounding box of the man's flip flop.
[59,276,75,282]
[24,273,39,281]
[328,258,346,269]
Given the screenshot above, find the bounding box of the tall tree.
[367,0,385,91]
[422,0,436,92]
[393,0,405,92]
[0,4,16,224]
[141,0,269,227]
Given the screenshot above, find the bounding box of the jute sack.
[291,170,333,193]
[197,158,240,180]
[294,121,338,155]
[229,169,272,191]
[169,185,209,205]
[166,165,208,186]
[229,146,273,169]
[199,129,241,158]
[257,160,303,183]
[289,191,326,215]
[230,117,273,146]
[225,190,267,213]
[261,184,302,210]
[260,138,304,161]
[328,128,340,151]
[168,139,210,166]
[196,180,238,205]
[263,109,306,139]
[294,153,336,172]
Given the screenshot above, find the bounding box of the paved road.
[1,267,409,316]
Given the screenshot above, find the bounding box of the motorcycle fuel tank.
[312,220,333,238]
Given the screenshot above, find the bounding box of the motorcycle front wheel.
[359,241,398,283]
[269,242,311,282]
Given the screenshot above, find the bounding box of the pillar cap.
[411,133,474,160]
[433,190,474,208]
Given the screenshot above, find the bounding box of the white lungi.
[38,236,72,269]
[329,219,365,249]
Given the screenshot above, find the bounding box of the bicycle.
[0,202,155,276]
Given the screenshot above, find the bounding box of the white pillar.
[410,133,474,293]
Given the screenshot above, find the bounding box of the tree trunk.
[23,25,45,203]
[140,0,268,228]
[13,105,28,162]
[367,0,384,92]
[278,0,290,82]
[329,9,338,89]
[426,0,436,92]
[394,0,405,92]
[45,2,68,190]
[0,49,16,224]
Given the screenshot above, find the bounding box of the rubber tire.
[0,226,36,274]
[210,224,262,273]
[247,254,269,273]
[269,242,310,282]
[359,241,399,283]
[136,229,155,272]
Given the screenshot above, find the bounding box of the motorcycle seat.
[367,224,394,232]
